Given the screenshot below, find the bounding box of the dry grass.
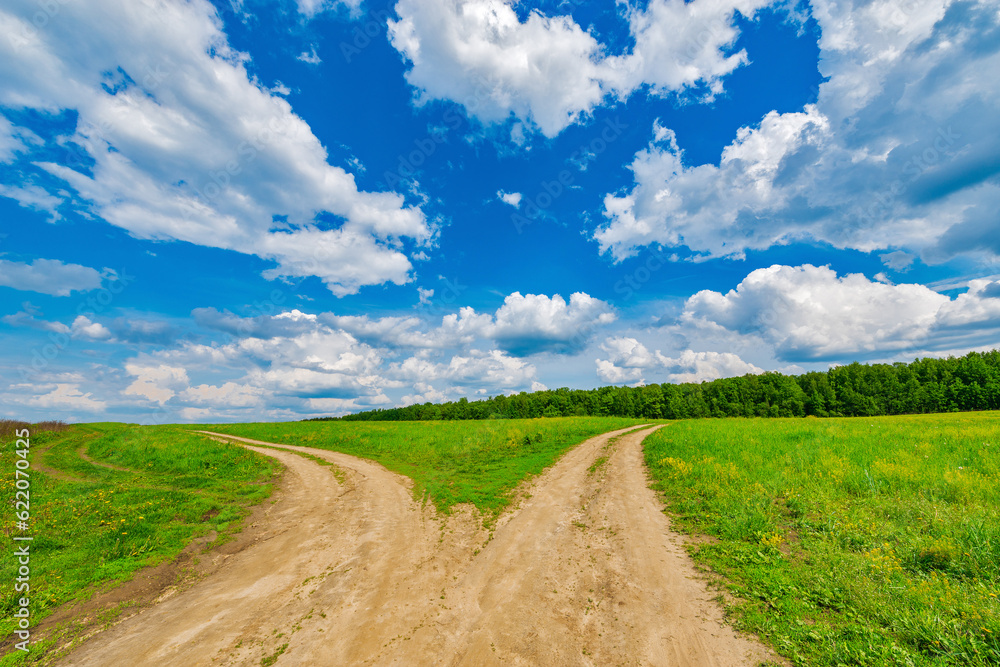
[0,419,69,440]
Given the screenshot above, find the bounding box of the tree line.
[318,350,1000,422]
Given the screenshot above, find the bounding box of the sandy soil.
[58,426,778,666]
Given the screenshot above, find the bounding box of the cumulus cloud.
[25,383,107,412]
[595,336,762,385]
[388,0,771,137]
[389,0,614,137]
[107,290,614,419]
[115,306,547,419]
[71,315,113,341]
[180,382,263,408]
[681,265,1000,361]
[391,348,538,388]
[0,258,104,296]
[497,190,522,207]
[614,0,769,98]
[194,291,616,356]
[124,363,190,404]
[488,292,617,355]
[596,107,831,260]
[596,0,1000,264]
[0,0,428,296]
[399,381,452,406]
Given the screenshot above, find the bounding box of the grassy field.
[644,412,1000,666]
[197,416,646,516]
[0,423,279,663]
[11,412,996,664]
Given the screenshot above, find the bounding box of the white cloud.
[497,190,522,207]
[112,307,546,419]
[391,348,538,388]
[596,106,830,260]
[389,0,613,137]
[325,312,473,349]
[109,291,612,418]
[0,115,24,162]
[595,336,762,385]
[26,383,106,412]
[180,381,264,408]
[399,381,451,406]
[71,315,112,340]
[489,292,616,355]
[124,363,190,404]
[295,0,362,19]
[595,0,1000,264]
[388,0,771,137]
[0,258,103,296]
[296,47,322,65]
[0,183,62,220]
[936,279,1000,328]
[1,310,70,333]
[613,0,770,99]
[198,290,617,356]
[0,0,429,296]
[681,264,1000,362]
[663,349,766,383]
[595,358,645,385]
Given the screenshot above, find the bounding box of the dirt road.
[61,427,777,666]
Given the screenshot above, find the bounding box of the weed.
[260,643,288,666]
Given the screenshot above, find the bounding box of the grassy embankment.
[0,422,279,664]
[197,416,646,516]
[645,412,1000,666]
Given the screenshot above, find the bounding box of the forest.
[325,350,1000,422]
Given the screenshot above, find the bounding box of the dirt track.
[60,427,777,666]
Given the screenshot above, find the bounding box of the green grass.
[0,423,279,664]
[195,417,646,516]
[260,642,288,666]
[644,412,1000,666]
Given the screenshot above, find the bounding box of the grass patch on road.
[645,412,1000,666]
[0,423,278,663]
[198,417,645,515]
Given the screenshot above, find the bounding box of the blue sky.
[1,0,999,422]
